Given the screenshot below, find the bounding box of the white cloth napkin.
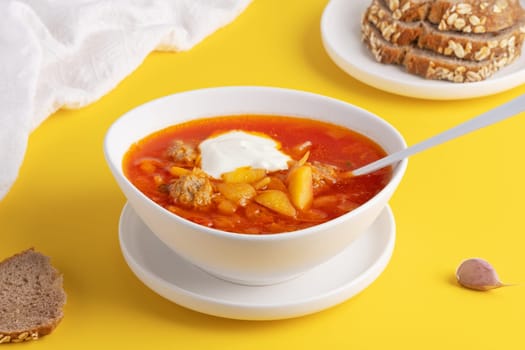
[0,0,251,201]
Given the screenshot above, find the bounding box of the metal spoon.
[351,94,525,176]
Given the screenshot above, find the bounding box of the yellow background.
[1,0,525,348]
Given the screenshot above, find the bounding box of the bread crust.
[0,248,66,343]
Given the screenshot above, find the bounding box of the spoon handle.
[352,94,525,176]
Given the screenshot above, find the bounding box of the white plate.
[321,0,525,100]
[118,203,396,320]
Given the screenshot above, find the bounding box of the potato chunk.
[222,167,266,183]
[217,182,256,206]
[288,165,313,211]
[253,176,271,190]
[216,198,237,215]
[169,166,191,177]
[255,190,296,217]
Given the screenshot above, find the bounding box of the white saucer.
[321,0,525,100]
[118,203,396,320]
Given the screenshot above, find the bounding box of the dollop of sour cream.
[199,130,291,178]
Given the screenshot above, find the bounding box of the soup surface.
[123,115,392,234]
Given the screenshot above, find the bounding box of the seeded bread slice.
[382,0,432,22]
[367,0,525,61]
[403,47,518,81]
[362,20,410,65]
[0,249,66,343]
[379,0,525,34]
[366,0,424,45]
[419,20,525,60]
[428,0,525,33]
[362,20,520,82]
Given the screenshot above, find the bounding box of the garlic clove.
[456,258,504,291]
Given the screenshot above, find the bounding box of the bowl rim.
[104,86,407,241]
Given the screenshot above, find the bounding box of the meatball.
[168,169,213,208]
[166,140,197,166]
[311,161,337,192]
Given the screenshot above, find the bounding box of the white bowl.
[104,86,407,286]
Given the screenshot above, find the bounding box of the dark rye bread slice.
[367,0,525,61]
[0,249,66,343]
[362,20,520,82]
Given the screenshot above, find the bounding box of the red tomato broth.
[123,114,392,234]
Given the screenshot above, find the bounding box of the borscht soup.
[123,114,392,234]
